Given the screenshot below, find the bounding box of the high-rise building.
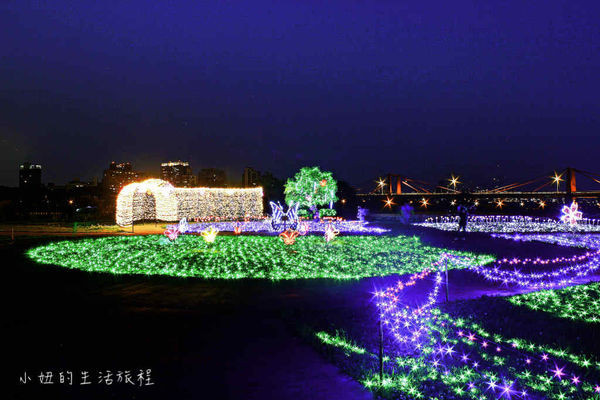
[161,161,196,187]
[19,162,42,190]
[242,167,260,187]
[197,168,227,187]
[102,162,144,193]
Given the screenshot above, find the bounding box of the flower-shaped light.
[164,226,179,241]
[201,226,219,243]
[324,224,339,242]
[560,201,583,225]
[233,225,242,235]
[279,229,299,245]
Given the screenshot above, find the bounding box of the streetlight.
[384,197,395,208]
[551,172,563,193]
[377,178,386,194]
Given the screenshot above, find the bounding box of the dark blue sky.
[1,0,599,188]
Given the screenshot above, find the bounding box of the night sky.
[1,0,599,188]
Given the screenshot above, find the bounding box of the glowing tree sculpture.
[560,201,583,225]
[284,167,338,218]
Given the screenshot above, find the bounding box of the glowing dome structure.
[116,179,263,226]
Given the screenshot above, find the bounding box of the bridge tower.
[386,174,402,195]
[566,167,576,198]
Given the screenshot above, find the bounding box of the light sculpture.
[269,201,299,231]
[116,179,263,226]
[324,224,339,242]
[560,201,582,225]
[279,229,299,245]
[177,217,189,234]
[164,226,179,241]
[284,166,338,216]
[201,226,219,243]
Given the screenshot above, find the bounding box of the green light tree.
[284,166,338,217]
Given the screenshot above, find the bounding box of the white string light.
[116,179,263,226]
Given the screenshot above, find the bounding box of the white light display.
[416,215,600,233]
[116,179,263,226]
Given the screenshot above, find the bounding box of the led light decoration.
[233,225,242,235]
[201,226,218,243]
[279,229,299,245]
[320,299,600,400]
[297,222,309,236]
[177,217,189,234]
[116,179,263,226]
[560,201,583,225]
[27,235,493,280]
[269,201,299,231]
[417,215,600,233]
[324,224,339,242]
[164,226,179,241]
[376,253,477,351]
[169,219,389,234]
[284,166,338,214]
[481,233,600,288]
[508,282,600,324]
[313,231,600,400]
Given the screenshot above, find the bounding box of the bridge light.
[449,175,460,189]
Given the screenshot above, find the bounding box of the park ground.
[5,222,600,399]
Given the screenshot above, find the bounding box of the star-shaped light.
[449,175,460,189]
[384,197,395,208]
[560,201,583,225]
[551,365,565,380]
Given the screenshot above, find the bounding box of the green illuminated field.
[26,235,493,280]
[508,281,600,324]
